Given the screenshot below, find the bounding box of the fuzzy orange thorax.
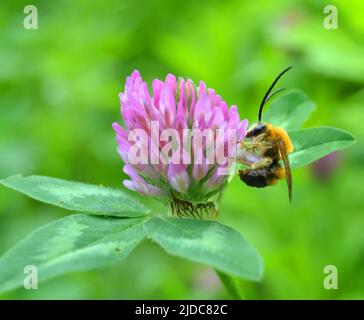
[265,123,294,154]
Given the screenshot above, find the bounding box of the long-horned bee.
[238,66,294,201]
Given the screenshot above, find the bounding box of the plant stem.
[214,269,246,300]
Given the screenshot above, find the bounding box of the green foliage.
[0,215,146,293]
[0,211,263,293]
[289,127,356,168]
[144,217,263,281]
[0,175,149,217]
[263,90,316,131]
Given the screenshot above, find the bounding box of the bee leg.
[239,141,257,152]
[250,157,272,169]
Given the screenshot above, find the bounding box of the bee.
[238,66,294,201]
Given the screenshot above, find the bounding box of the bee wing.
[278,139,292,202]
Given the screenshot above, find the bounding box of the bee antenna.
[258,66,293,122]
[264,87,286,104]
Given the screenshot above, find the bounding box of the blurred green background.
[0,0,363,299]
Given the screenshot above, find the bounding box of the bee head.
[246,123,267,138]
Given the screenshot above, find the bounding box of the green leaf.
[289,126,356,168]
[214,269,246,299]
[0,215,146,293]
[144,217,264,281]
[263,90,316,130]
[0,175,149,217]
[0,213,264,291]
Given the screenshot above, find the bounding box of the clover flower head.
[113,70,248,217]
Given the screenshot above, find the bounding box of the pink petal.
[167,164,190,193]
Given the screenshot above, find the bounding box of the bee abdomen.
[239,168,271,188]
[239,161,284,188]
